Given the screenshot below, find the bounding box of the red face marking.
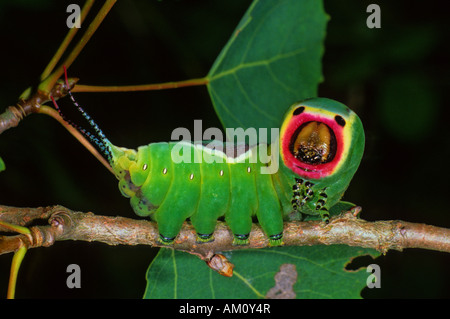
[281,113,345,179]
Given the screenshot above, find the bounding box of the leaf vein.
[210,47,307,82]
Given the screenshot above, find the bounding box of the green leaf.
[144,202,378,299]
[206,0,328,137]
[144,246,379,299]
[0,156,5,172]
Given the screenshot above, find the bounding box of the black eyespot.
[293,106,305,116]
[335,115,346,127]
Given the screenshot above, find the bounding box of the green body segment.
[110,141,285,245]
[189,144,230,240]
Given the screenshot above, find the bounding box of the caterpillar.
[54,81,364,247]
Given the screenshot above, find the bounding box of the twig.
[0,78,78,135]
[1,204,449,262]
[40,0,95,81]
[1,0,116,136]
[72,77,209,93]
[38,0,117,93]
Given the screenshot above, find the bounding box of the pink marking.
[281,113,345,179]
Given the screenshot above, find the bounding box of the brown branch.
[1,205,450,263]
[0,78,78,135]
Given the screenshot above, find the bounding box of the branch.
[2,205,450,263]
[0,77,78,135]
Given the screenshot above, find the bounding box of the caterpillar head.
[279,98,365,202]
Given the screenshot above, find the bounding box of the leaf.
[144,202,378,299]
[0,156,5,172]
[144,245,379,299]
[206,0,328,138]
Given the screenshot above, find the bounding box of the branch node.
[49,210,72,232]
[29,226,47,248]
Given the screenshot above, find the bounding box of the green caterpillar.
[57,93,365,246]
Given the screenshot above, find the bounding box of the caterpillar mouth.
[289,121,337,165]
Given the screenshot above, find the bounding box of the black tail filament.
[50,67,113,163]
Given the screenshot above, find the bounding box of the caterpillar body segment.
[108,141,285,245]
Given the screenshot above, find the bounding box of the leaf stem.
[39,0,117,94]
[0,221,31,235]
[7,245,27,299]
[72,77,210,93]
[40,0,95,81]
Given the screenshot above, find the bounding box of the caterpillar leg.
[226,194,254,246]
[232,233,250,245]
[256,173,284,246]
[190,159,230,244]
[195,232,214,243]
[316,188,330,224]
[225,202,252,245]
[190,214,218,243]
[291,178,313,212]
[318,209,330,224]
[319,208,330,224]
[268,233,284,246]
[291,178,330,223]
[155,203,194,245]
[226,163,258,245]
[153,146,202,244]
[154,209,187,245]
[159,233,177,244]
